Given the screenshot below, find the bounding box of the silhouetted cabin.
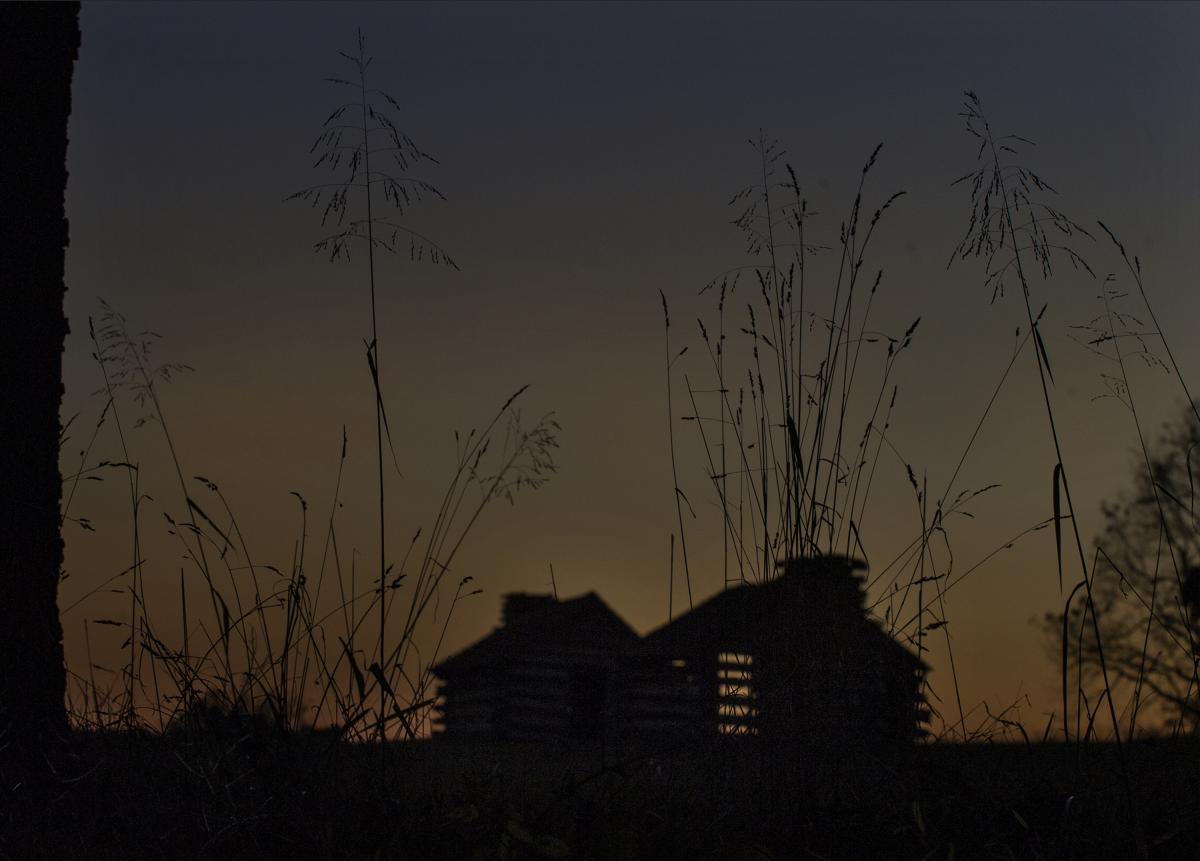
[431,592,639,741]
[433,556,928,747]
[618,556,929,747]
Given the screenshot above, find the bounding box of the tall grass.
[57,32,558,745]
[62,297,557,744]
[1053,240,1200,740]
[663,95,1193,763]
[945,92,1127,747]
[284,29,458,747]
[939,91,1200,853]
[679,133,912,568]
[666,131,986,737]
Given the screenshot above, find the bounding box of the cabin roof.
[434,557,926,679]
[433,591,639,677]
[639,558,927,670]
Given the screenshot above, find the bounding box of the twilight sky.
[61,1,1200,735]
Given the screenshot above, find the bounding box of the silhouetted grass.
[63,301,557,744]
[285,28,459,752]
[54,32,559,748]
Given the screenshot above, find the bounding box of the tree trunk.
[0,2,80,759]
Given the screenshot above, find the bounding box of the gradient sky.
[61,1,1200,736]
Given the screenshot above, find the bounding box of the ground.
[2,733,1196,859]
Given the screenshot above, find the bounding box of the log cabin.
[432,555,928,747]
[431,591,639,741]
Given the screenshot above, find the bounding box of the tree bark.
[0,2,80,759]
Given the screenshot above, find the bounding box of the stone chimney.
[502,592,557,627]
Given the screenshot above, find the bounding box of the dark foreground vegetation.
[4,733,1196,860]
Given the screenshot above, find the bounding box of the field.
[5,733,1197,859]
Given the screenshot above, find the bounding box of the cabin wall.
[436,654,623,741]
[618,628,926,746]
[611,656,710,738]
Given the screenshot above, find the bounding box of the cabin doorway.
[568,667,607,739]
